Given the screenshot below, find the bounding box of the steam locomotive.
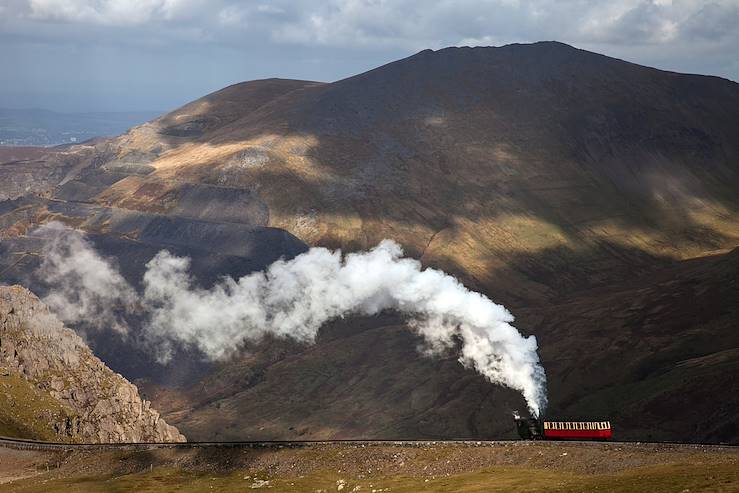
[514,417,612,440]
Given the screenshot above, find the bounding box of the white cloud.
[256,4,285,15]
[27,0,208,25]
[217,5,247,27]
[459,35,503,47]
[9,0,739,48]
[254,0,739,61]
[0,0,736,107]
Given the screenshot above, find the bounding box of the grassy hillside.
[0,372,76,442]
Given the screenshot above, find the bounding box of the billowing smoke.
[36,222,548,417]
[36,222,136,334]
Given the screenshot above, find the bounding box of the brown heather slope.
[93,42,739,304]
[0,145,99,202]
[1,42,738,442]
[147,247,739,443]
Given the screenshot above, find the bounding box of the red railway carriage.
[543,420,612,440]
[514,417,613,440]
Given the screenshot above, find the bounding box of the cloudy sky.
[1,0,737,112]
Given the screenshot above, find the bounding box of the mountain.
[143,248,738,443]
[0,41,738,442]
[0,285,184,442]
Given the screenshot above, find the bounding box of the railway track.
[1,436,736,453]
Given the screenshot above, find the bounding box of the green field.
[0,374,75,442]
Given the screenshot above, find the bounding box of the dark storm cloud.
[1,1,737,112]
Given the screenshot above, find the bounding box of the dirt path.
[0,449,49,484]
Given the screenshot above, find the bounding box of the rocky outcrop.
[0,285,185,443]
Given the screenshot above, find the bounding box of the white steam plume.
[36,222,136,334]
[36,222,548,417]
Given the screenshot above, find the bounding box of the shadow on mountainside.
[138,247,738,444]
[1,42,739,444]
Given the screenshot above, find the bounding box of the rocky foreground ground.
[1,441,737,492]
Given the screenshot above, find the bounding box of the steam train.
[515,417,612,440]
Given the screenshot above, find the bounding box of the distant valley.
[0,108,160,147]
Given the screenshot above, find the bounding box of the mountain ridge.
[0,41,738,442]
